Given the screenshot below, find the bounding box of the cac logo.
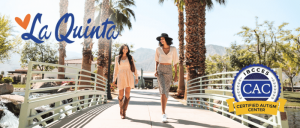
[227,64,286,115]
[232,64,281,102]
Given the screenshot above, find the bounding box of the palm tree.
[78,0,96,89]
[159,0,186,97]
[184,0,226,94]
[58,0,68,83]
[95,0,135,89]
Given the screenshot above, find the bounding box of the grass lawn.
[283,91,300,107]
[205,90,233,97]
[13,84,27,88]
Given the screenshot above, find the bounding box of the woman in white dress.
[112,44,138,119]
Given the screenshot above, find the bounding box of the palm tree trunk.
[79,0,96,89]
[198,1,206,93]
[97,0,110,91]
[58,0,68,84]
[97,38,108,91]
[184,0,203,94]
[177,3,185,96]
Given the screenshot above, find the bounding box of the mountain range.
[131,44,227,72]
[1,44,298,84]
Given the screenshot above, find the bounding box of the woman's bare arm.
[155,61,159,77]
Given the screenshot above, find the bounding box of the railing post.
[222,100,227,117]
[94,74,97,91]
[200,77,203,109]
[209,98,213,111]
[272,115,276,126]
[98,95,102,104]
[91,94,96,106]
[104,79,108,103]
[277,110,282,128]
[75,69,79,92]
[92,74,97,106]
[53,101,62,121]
[222,74,225,95]
[191,97,195,107]
[186,80,189,106]
[221,74,227,116]
[242,115,248,126]
[19,61,33,128]
[72,97,78,112]
[104,95,107,103]
[84,95,88,108]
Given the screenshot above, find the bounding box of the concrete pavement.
[48,89,247,128]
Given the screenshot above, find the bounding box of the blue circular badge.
[232,64,281,102]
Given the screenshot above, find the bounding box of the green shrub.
[1,77,14,83]
[169,84,178,92]
[0,75,2,83]
[68,81,75,85]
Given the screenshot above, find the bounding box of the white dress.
[113,56,138,90]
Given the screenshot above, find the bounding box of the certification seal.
[226,64,287,115]
[232,64,281,102]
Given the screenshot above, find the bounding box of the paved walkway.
[48,89,247,128]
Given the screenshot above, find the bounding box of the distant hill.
[132,48,156,72]
[205,44,227,56]
[132,44,227,72]
[131,45,300,85]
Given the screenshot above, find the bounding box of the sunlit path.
[48,89,247,128]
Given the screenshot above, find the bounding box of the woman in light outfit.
[112,44,138,119]
[154,33,179,123]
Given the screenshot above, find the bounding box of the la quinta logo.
[15,13,119,43]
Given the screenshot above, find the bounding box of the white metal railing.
[186,68,284,128]
[18,61,108,128]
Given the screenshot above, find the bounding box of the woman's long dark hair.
[159,37,173,46]
[118,44,135,72]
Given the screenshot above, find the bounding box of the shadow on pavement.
[47,103,116,128]
[125,116,229,128]
[126,117,175,128]
[169,118,229,128]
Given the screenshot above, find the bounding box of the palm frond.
[203,0,227,11]
[215,0,226,5]
[205,0,214,10]
[123,8,135,20]
[159,0,165,4]
[119,0,135,6]
[97,0,136,33]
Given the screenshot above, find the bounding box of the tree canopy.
[0,14,22,63]
[20,40,59,78]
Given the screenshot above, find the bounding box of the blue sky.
[0,0,299,74]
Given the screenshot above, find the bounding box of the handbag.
[130,59,135,72]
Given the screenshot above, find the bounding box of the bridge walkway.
[48,89,247,128]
